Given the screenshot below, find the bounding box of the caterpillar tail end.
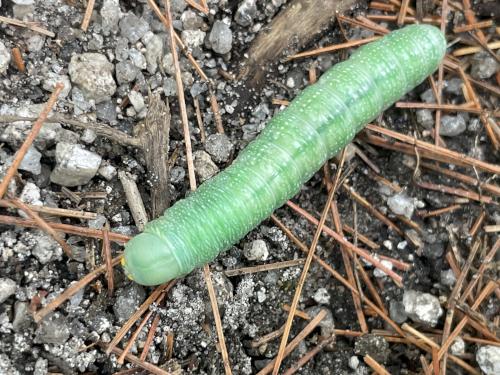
[122,232,183,286]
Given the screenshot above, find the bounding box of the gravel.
[68,53,117,103]
[470,52,498,79]
[209,20,233,54]
[387,193,415,219]
[476,345,500,375]
[0,278,17,303]
[193,150,219,182]
[205,133,234,163]
[243,239,269,261]
[50,143,102,186]
[439,115,467,137]
[0,41,12,74]
[403,290,443,327]
[18,146,42,175]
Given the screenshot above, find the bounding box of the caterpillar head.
[122,232,183,285]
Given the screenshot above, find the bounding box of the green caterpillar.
[122,25,446,285]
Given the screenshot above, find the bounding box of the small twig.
[11,47,25,72]
[224,259,305,277]
[203,264,233,375]
[0,115,141,148]
[286,37,380,61]
[0,84,62,199]
[282,335,335,375]
[34,256,122,322]
[397,0,411,25]
[100,343,174,375]
[416,180,496,205]
[118,171,149,231]
[106,282,174,355]
[0,15,55,37]
[163,0,196,191]
[209,87,225,134]
[0,199,98,220]
[452,40,500,56]
[257,310,328,375]
[140,314,161,361]
[0,215,130,243]
[453,19,494,33]
[364,355,391,375]
[102,224,114,296]
[185,0,209,14]
[81,0,95,31]
[193,96,207,143]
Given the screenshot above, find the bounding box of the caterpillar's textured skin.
[123,25,446,285]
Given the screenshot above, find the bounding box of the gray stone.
[416,109,434,129]
[0,278,16,303]
[12,302,30,332]
[181,29,206,49]
[36,313,70,344]
[96,100,117,123]
[209,21,233,54]
[81,128,97,144]
[235,0,257,26]
[128,90,145,113]
[387,193,415,219]
[313,287,330,305]
[181,9,204,30]
[12,0,34,18]
[115,37,129,61]
[113,283,146,322]
[190,81,208,97]
[476,345,500,375]
[205,133,234,163]
[50,143,102,187]
[170,166,185,184]
[162,53,175,75]
[116,61,138,85]
[440,269,456,287]
[193,151,219,182]
[349,356,360,370]
[439,115,467,137]
[354,335,390,364]
[420,88,435,103]
[68,53,116,103]
[0,41,11,74]
[119,12,150,43]
[163,77,177,96]
[389,300,407,324]
[18,146,42,175]
[72,87,94,115]
[144,32,163,74]
[19,182,41,206]
[128,48,147,70]
[471,52,498,79]
[444,77,463,96]
[100,0,122,35]
[286,70,305,89]
[98,163,117,180]
[42,72,72,98]
[88,215,107,229]
[88,33,104,51]
[33,358,48,375]
[450,337,465,356]
[32,230,62,264]
[56,128,80,144]
[25,34,45,52]
[403,290,443,327]
[243,239,269,261]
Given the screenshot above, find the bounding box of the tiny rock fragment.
[193,150,219,182]
[113,283,146,323]
[439,115,467,137]
[354,334,390,364]
[50,143,102,187]
[476,345,500,375]
[68,53,117,103]
[205,133,234,163]
[18,145,42,175]
[100,0,122,35]
[403,290,443,327]
[470,52,498,79]
[119,12,150,43]
[235,0,257,27]
[209,20,233,54]
[0,278,16,304]
[387,193,415,219]
[243,239,269,261]
[35,312,70,344]
[313,287,331,305]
